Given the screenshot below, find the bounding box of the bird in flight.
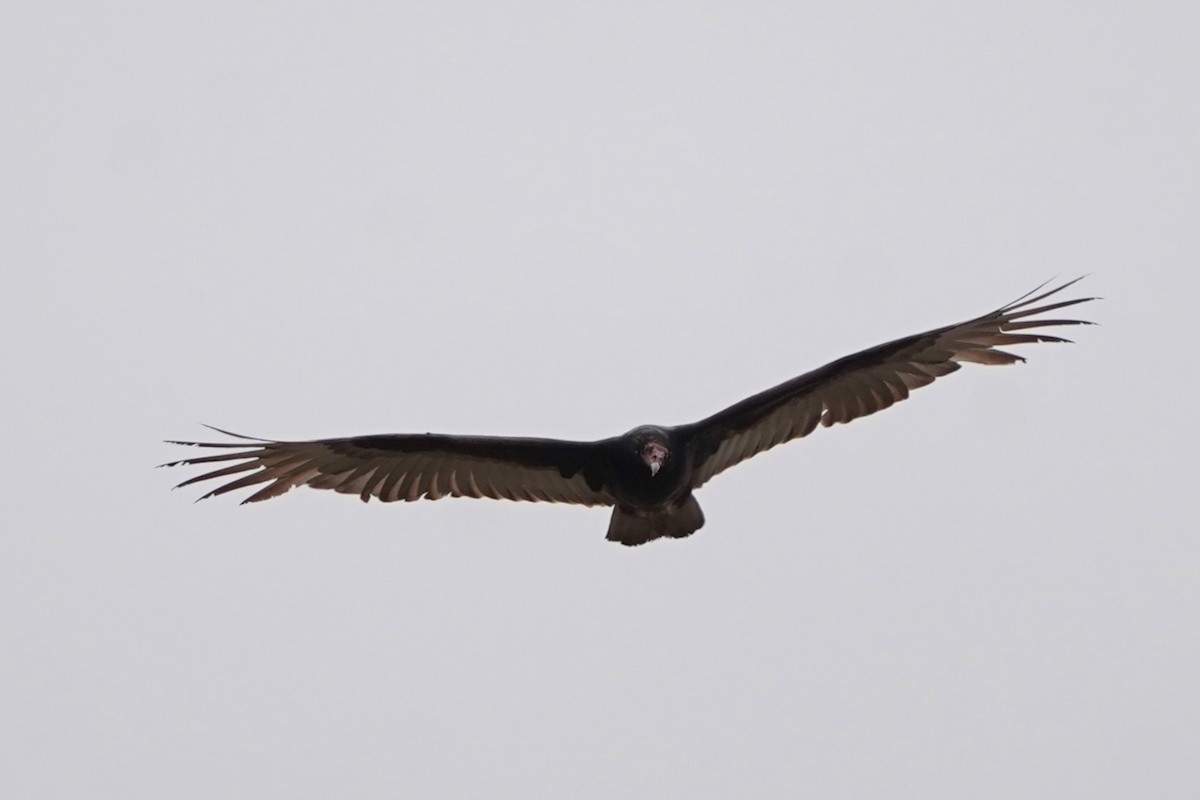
[165,279,1095,546]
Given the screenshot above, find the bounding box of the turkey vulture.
[164,279,1095,545]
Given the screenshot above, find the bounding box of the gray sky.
[3,1,1198,797]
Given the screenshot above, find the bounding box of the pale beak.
[643,443,668,477]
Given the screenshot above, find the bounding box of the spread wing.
[685,278,1097,488]
[163,429,618,506]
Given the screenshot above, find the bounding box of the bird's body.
[165,280,1096,545]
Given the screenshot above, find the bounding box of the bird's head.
[629,426,671,477]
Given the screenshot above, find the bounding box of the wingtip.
[1005,276,1058,307]
[1002,276,1091,312]
[200,424,273,442]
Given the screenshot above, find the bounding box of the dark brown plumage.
[164,279,1096,545]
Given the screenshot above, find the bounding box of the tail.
[605,495,706,547]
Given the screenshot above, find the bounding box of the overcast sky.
[3,1,1198,798]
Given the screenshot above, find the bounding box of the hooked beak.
[642,443,668,477]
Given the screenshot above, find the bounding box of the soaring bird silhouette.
[165,279,1095,545]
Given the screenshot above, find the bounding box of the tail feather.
[605,495,706,546]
